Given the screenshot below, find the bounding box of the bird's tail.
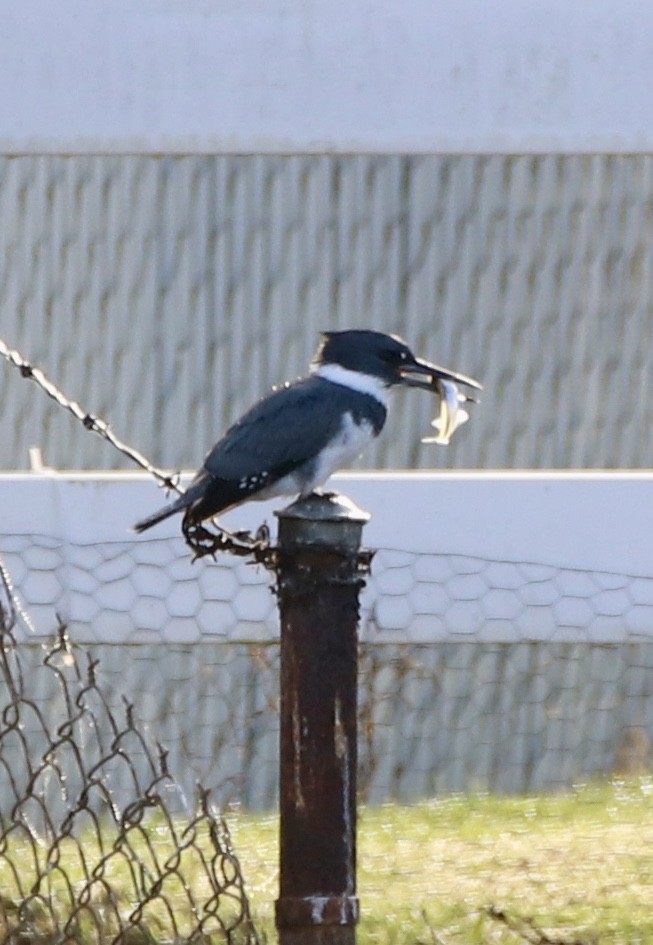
[133,494,188,533]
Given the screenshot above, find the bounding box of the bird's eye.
[381,347,409,364]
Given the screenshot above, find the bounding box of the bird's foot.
[182,516,274,567]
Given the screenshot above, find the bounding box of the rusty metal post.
[274,492,370,945]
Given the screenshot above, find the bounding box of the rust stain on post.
[275,493,370,945]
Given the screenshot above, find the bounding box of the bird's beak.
[399,355,483,395]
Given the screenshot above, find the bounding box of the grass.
[229,778,653,945]
[2,779,653,943]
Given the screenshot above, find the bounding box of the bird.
[133,329,481,534]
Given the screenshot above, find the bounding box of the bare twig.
[485,906,593,945]
[418,908,450,945]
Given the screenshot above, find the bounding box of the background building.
[2,154,652,473]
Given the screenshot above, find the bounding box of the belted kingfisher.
[133,329,481,534]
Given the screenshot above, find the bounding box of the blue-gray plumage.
[133,329,481,534]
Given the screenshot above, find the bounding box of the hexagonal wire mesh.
[6,528,652,810]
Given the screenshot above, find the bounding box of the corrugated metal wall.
[1,155,652,472]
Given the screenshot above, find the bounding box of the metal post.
[274,492,370,945]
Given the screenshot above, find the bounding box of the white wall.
[3,471,653,644]
[1,1,652,154]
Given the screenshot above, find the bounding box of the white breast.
[260,412,376,501]
[306,412,376,491]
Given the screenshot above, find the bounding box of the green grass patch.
[2,780,653,943]
[229,779,653,944]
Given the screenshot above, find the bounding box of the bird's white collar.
[312,363,389,406]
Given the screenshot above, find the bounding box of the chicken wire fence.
[5,531,653,814]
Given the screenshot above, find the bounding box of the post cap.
[275,492,370,552]
[276,491,370,524]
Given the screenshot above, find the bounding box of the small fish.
[421,378,476,446]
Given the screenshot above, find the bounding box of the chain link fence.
[0,561,259,945]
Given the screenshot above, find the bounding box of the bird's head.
[314,329,482,392]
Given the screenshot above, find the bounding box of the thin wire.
[0,336,182,494]
[0,336,271,559]
[0,555,37,636]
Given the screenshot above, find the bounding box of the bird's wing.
[182,376,387,522]
[202,376,344,483]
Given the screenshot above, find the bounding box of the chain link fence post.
[274,493,371,945]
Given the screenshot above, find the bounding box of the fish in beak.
[399,354,482,447]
